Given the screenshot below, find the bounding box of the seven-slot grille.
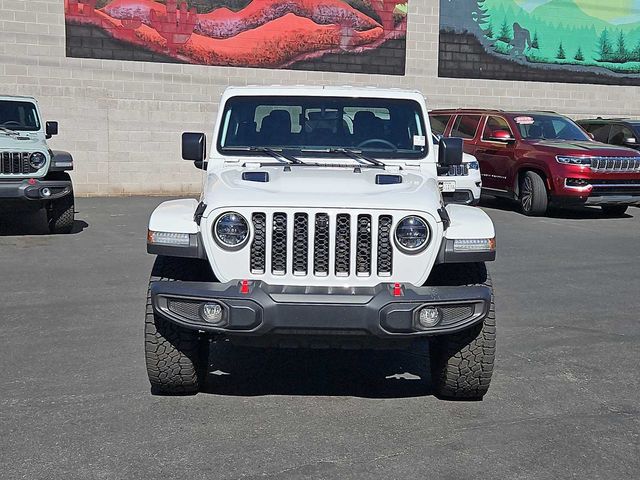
[589,157,640,173]
[1,152,35,175]
[249,212,395,278]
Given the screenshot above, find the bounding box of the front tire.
[519,171,548,216]
[145,256,213,395]
[601,205,628,217]
[426,263,496,400]
[47,193,75,234]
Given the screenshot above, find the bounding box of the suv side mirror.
[182,132,207,169]
[438,136,463,167]
[488,129,515,142]
[46,121,58,139]
[623,137,637,147]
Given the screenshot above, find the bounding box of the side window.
[584,123,610,143]
[429,114,451,136]
[609,124,636,146]
[482,116,513,140]
[451,115,481,139]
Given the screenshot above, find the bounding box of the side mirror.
[488,129,515,142]
[46,121,58,139]
[438,136,463,167]
[182,132,207,169]
[623,137,637,147]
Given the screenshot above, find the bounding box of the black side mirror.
[438,136,463,167]
[46,121,58,139]
[182,132,207,169]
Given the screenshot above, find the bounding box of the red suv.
[430,109,640,216]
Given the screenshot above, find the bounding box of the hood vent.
[242,171,269,183]
[376,174,402,185]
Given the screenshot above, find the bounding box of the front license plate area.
[439,180,456,193]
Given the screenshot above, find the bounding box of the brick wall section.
[1,1,639,195]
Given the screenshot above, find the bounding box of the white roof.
[0,94,37,102]
[223,85,424,101]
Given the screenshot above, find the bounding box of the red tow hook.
[392,283,403,297]
[240,279,250,294]
[27,178,37,185]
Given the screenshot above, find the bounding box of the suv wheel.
[145,256,214,395]
[426,263,496,400]
[601,205,628,217]
[519,171,548,216]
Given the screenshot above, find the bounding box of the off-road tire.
[47,193,75,234]
[601,205,628,217]
[426,263,496,400]
[519,170,548,216]
[145,256,214,395]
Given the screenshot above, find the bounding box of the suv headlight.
[467,160,479,170]
[556,156,591,165]
[214,212,249,249]
[30,152,47,169]
[394,216,430,253]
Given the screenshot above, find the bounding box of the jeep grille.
[589,157,640,173]
[248,212,395,278]
[1,152,37,175]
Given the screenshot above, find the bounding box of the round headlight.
[394,216,430,253]
[30,152,47,169]
[214,212,249,249]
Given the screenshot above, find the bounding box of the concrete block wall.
[1,0,639,195]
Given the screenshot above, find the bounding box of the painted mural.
[64,0,408,75]
[439,0,640,85]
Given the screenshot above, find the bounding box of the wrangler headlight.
[30,152,47,169]
[394,216,430,253]
[214,212,249,249]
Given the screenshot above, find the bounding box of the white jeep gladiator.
[146,86,497,399]
[0,95,74,233]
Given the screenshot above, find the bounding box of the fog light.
[41,188,51,197]
[201,302,224,325]
[418,307,441,328]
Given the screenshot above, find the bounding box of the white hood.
[201,165,443,218]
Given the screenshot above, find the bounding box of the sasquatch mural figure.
[511,22,532,57]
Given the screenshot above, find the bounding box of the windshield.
[0,101,40,132]
[514,114,589,141]
[217,96,427,159]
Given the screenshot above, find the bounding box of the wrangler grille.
[1,152,34,175]
[590,157,640,173]
[250,212,395,278]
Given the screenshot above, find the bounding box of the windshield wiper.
[0,126,19,136]
[247,147,305,165]
[328,148,385,168]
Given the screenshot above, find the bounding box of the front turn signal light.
[453,238,496,253]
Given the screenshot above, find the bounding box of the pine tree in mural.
[574,47,584,61]
[598,29,613,62]
[531,31,540,49]
[485,20,493,39]
[498,18,512,43]
[556,42,566,60]
[615,31,627,62]
[633,40,640,62]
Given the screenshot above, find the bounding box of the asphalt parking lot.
[1,197,639,479]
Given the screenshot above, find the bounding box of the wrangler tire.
[145,256,213,395]
[426,263,496,400]
[47,192,75,234]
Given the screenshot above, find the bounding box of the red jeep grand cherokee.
[430,109,640,216]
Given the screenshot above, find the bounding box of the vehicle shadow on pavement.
[201,341,434,399]
[0,209,88,236]
[479,196,633,220]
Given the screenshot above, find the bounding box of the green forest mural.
[439,0,640,84]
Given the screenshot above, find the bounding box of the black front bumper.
[0,178,72,201]
[150,281,492,339]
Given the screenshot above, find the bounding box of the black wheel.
[519,171,548,216]
[145,256,214,395]
[426,263,496,400]
[601,205,628,217]
[47,193,75,234]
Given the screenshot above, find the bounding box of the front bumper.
[0,178,72,201]
[150,280,492,338]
